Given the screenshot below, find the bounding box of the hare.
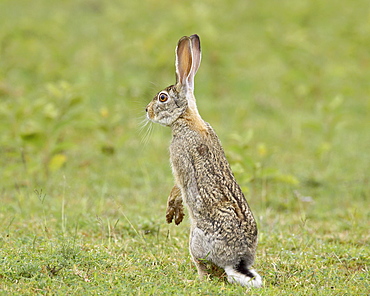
[146,34,262,288]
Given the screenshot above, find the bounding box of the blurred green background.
[0,0,369,294]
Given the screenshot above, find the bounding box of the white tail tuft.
[224,266,263,288]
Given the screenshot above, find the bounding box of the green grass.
[0,0,369,294]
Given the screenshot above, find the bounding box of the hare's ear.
[188,34,201,89]
[175,36,192,87]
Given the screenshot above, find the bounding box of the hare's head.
[146,34,201,126]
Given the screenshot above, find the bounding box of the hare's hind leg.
[189,227,212,279]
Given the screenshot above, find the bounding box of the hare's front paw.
[166,198,184,225]
[166,185,184,225]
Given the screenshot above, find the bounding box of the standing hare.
[146,34,262,288]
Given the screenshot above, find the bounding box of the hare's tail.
[224,259,262,288]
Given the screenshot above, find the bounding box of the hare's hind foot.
[224,263,262,288]
[192,258,209,279]
[193,258,228,282]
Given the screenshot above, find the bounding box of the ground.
[0,0,369,294]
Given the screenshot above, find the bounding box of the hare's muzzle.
[146,103,154,121]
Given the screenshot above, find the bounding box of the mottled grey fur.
[146,34,262,288]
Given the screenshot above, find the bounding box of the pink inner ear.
[176,37,193,85]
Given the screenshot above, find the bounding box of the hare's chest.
[172,143,212,185]
[170,140,200,188]
[170,138,208,176]
[169,143,192,185]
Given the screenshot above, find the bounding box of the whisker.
[140,121,153,147]
[138,115,149,132]
[136,112,154,148]
[131,102,147,114]
[149,81,158,88]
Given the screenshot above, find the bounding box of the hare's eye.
[158,93,168,102]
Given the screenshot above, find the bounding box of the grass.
[0,0,369,294]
